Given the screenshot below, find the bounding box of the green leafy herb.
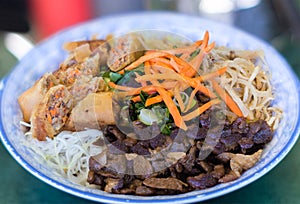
[139,91,149,104]
[109,72,123,82]
[160,123,172,135]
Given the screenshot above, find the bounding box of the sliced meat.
[187,173,218,189]
[65,92,115,131]
[217,149,263,177]
[143,177,188,192]
[104,178,124,193]
[18,73,58,122]
[30,85,74,140]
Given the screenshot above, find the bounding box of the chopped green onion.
[138,109,159,125]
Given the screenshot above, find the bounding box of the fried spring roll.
[65,92,115,131]
[30,85,74,141]
[18,73,58,122]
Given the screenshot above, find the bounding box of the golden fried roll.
[107,33,144,72]
[65,92,115,131]
[18,73,58,122]
[30,85,74,141]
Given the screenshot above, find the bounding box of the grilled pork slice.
[18,73,58,122]
[65,92,115,131]
[30,85,74,141]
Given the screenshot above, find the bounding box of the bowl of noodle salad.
[0,13,300,203]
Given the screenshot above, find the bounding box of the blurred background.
[0,0,300,203]
[0,0,300,77]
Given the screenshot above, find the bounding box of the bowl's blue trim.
[0,12,300,204]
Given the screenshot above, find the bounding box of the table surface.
[1,3,300,204]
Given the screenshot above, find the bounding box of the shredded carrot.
[184,84,201,112]
[188,43,215,76]
[169,58,182,73]
[126,86,158,96]
[211,80,243,117]
[204,42,216,53]
[182,76,216,98]
[135,72,147,87]
[108,31,228,131]
[194,40,203,47]
[182,99,220,121]
[202,30,209,48]
[108,81,136,91]
[131,95,141,103]
[144,61,151,75]
[145,95,163,107]
[194,66,227,82]
[135,71,216,99]
[149,57,174,69]
[135,73,185,83]
[173,84,186,111]
[150,60,175,72]
[163,40,203,57]
[156,87,187,130]
[120,52,171,73]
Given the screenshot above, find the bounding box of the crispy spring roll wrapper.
[18,73,58,122]
[107,33,144,72]
[30,85,74,141]
[65,92,115,131]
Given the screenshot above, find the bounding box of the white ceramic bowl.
[1,12,300,203]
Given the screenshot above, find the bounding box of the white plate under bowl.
[0,12,300,204]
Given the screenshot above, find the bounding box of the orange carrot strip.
[131,95,141,103]
[170,55,196,76]
[145,95,163,107]
[194,66,227,82]
[169,57,182,73]
[121,52,171,73]
[135,72,147,87]
[193,40,203,47]
[126,86,158,96]
[182,99,220,121]
[187,42,215,76]
[204,42,215,53]
[156,87,187,130]
[184,84,201,112]
[151,60,175,71]
[108,81,136,91]
[181,76,216,98]
[144,61,151,75]
[173,84,186,111]
[211,80,243,117]
[163,40,202,56]
[149,57,173,67]
[202,30,209,48]
[109,81,159,96]
[135,73,186,83]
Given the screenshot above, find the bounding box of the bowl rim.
[1,12,300,204]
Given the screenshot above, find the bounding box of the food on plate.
[19,31,282,195]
